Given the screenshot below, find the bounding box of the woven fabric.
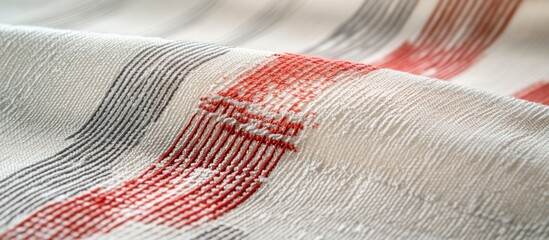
[0,1,548,239]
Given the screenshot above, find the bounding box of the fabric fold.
[1,25,548,239]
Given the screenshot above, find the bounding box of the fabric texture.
[0,0,548,239]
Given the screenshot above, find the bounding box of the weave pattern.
[1,53,376,239]
[376,0,521,79]
[1,0,549,239]
[0,42,229,229]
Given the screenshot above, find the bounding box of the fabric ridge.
[0,0,548,239]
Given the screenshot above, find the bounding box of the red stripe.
[2,54,376,239]
[513,81,549,105]
[376,0,521,80]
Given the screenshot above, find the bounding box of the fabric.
[0,0,548,239]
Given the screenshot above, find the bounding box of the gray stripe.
[303,0,418,61]
[222,0,298,46]
[146,0,220,38]
[193,224,247,240]
[0,41,229,227]
[18,0,126,28]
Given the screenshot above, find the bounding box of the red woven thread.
[2,54,376,239]
[513,81,549,105]
[376,0,521,80]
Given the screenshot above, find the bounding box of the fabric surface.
[0,0,548,239]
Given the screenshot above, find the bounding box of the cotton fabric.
[0,1,548,239]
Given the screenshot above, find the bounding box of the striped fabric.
[1,0,548,239]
